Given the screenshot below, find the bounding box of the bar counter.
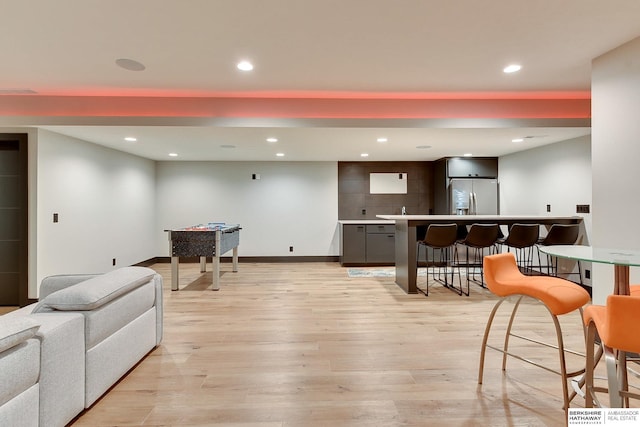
[376,215,585,294]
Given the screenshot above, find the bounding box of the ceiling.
[2,0,640,161]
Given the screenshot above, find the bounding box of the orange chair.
[583,294,640,408]
[478,252,591,414]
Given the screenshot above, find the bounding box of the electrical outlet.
[289,246,293,252]
[576,204,590,214]
[53,213,59,223]
[546,204,551,212]
[585,269,591,279]
[112,258,116,266]
[361,209,366,215]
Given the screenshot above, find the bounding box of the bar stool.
[458,223,500,288]
[498,223,539,274]
[478,252,590,414]
[583,294,640,408]
[536,224,583,284]
[416,223,463,296]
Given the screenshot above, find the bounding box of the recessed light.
[463,153,473,157]
[266,137,278,143]
[115,58,146,71]
[377,137,388,143]
[124,137,137,142]
[276,153,285,157]
[361,153,369,157]
[416,145,432,149]
[512,138,524,143]
[237,60,254,71]
[503,64,522,73]
[220,144,236,148]
[168,153,178,157]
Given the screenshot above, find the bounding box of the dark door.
[0,134,28,306]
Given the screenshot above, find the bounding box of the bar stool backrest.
[482,252,524,295]
[423,223,458,249]
[503,223,539,248]
[540,224,579,246]
[602,295,640,354]
[463,223,500,248]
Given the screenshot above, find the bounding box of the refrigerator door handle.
[469,192,477,215]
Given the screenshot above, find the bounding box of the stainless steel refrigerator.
[449,178,499,215]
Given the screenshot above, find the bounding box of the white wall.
[591,35,640,303]
[499,135,592,236]
[499,136,592,284]
[35,129,156,295]
[155,161,339,257]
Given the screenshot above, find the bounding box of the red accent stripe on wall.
[0,95,591,119]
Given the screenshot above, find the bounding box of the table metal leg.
[212,255,220,291]
[171,256,179,291]
[200,256,207,273]
[232,246,239,272]
[614,264,630,296]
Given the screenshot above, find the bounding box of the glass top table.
[539,245,640,295]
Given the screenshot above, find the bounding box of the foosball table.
[165,223,240,290]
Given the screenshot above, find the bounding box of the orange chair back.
[483,253,524,296]
[603,295,640,354]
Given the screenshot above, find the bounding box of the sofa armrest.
[153,273,163,345]
[39,274,99,300]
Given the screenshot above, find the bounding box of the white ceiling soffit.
[1,0,636,160]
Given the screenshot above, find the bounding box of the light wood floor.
[69,262,596,426]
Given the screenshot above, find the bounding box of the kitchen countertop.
[338,219,395,224]
[376,214,584,221]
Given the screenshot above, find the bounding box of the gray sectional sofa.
[0,266,163,427]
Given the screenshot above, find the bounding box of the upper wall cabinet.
[446,157,498,178]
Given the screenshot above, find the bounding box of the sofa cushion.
[0,338,40,408]
[0,383,39,427]
[84,281,156,349]
[33,267,155,312]
[0,317,40,353]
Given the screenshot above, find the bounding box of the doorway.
[0,133,28,306]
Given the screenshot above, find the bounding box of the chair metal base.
[478,295,586,415]
[417,243,466,296]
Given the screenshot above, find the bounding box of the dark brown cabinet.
[446,157,498,178]
[341,224,366,264]
[340,223,395,266]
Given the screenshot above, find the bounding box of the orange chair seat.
[630,285,640,297]
[484,252,590,315]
